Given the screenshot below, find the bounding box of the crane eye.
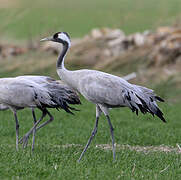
[53,33,58,39]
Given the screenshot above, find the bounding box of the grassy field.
[0,0,181,40]
[0,96,181,179]
[0,56,181,178]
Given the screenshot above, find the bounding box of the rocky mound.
[0,25,181,84]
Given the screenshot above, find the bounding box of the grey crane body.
[0,104,9,110]
[0,75,80,111]
[0,78,51,109]
[58,63,165,121]
[41,32,165,161]
[0,75,80,150]
[59,69,145,106]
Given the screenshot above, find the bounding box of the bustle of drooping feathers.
[123,87,166,123]
[36,82,81,114]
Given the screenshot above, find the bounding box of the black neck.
[57,42,69,69]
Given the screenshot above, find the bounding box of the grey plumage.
[0,75,80,150]
[0,104,9,110]
[41,32,165,161]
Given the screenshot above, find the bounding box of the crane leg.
[19,109,47,149]
[31,108,37,151]
[78,116,99,162]
[13,112,19,151]
[20,109,54,150]
[78,105,101,162]
[22,108,43,150]
[106,115,116,161]
[35,109,54,131]
[31,109,54,151]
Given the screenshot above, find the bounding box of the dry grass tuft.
[95,144,181,154]
[54,143,181,154]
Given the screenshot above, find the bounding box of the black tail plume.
[155,96,165,102]
[135,94,166,123]
[155,107,166,123]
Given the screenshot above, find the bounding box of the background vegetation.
[0,0,180,40]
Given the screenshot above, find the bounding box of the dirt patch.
[95,144,181,154]
[57,143,181,154]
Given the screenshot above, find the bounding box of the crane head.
[40,32,71,47]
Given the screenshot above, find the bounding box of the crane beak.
[40,36,54,42]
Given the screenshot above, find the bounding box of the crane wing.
[78,72,135,107]
[76,70,165,122]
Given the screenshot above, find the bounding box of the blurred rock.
[0,44,27,59]
[105,29,125,39]
[107,37,125,47]
[149,30,181,66]
[90,28,103,39]
[0,25,181,83]
[132,33,145,46]
[40,41,62,54]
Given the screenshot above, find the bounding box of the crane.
[40,32,165,162]
[0,75,81,151]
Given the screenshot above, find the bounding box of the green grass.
[0,96,181,179]
[0,0,181,40]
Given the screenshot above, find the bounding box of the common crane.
[40,32,165,162]
[0,75,81,151]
